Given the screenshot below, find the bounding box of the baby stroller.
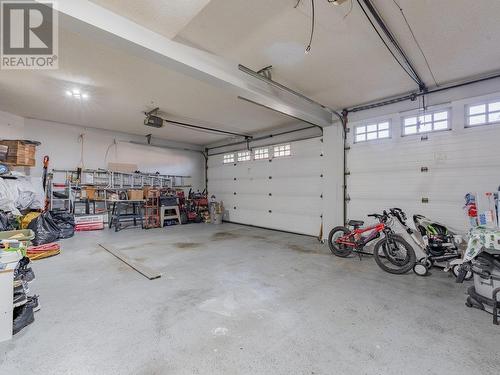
[388,208,468,277]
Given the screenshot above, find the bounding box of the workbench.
[108,200,145,232]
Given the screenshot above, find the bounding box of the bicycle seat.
[348,220,364,227]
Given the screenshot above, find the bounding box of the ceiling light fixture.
[65,89,89,100]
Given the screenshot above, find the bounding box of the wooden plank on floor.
[98,243,161,280]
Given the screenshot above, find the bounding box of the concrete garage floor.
[0,223,497,374]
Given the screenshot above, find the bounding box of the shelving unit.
[48,169,192,221]
[49,182,73,212]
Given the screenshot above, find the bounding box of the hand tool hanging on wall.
[42,156,49,191]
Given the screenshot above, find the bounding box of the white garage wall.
[0,111,206,190]
[346,89,500,232]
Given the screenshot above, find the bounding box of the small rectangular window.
[254,147,269,160]
[402,110,449,135]
[273,144,291,158]
[237,151,251,162]
[355,120,391,143]
[223,154,234,164]
[466,100,500,127]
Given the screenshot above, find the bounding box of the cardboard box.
[0,145,8,161]
[127,189,143,201]
[81,187,96,200]
[0,140,36,166]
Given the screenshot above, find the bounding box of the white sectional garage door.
[347,95,500,231]
[208,138,324,236]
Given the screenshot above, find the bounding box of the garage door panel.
[270,177,323,195]
[347,112,500,233]
[269,195,323,215]
[349,169,500,197]
[208,169,236,180]
[229,176,323,196]
[225,208,321,236]
[209,179,235,192]
[208,138,324,236]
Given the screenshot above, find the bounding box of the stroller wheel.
[413,262,428,276]
[418,257,433,269]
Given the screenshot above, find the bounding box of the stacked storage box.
[0,141,36,166]
[0,145,8,162]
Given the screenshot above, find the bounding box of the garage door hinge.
[345,195,351,202]
[344,146,351,151]
[320,194,323,199]
[421,167,429,172]
[421,197,429,203]
[344,170,351,176]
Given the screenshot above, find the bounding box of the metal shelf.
[49,168,193,214]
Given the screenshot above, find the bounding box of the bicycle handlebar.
[368,212,390,223]
[389,207,407,222]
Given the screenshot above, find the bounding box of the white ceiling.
[176,0,500,108]
[1,0,500,145]
[0,29,293,145]
[88,0,211,39]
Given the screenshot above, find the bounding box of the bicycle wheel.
[373,234,416,274]
[328,226,353,257]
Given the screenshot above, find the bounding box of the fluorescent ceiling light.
[65,89,89,100]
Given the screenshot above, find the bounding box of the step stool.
[160,206,182,227]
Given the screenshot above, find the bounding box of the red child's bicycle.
[328,211,416,274]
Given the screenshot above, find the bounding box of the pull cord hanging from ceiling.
[295,0,316,54]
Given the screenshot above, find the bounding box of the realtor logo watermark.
[1,1,58,69]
